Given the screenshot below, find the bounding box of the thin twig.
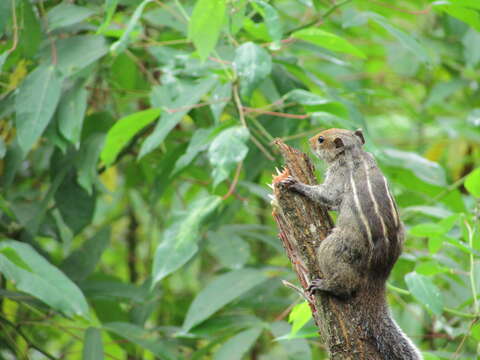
[453,319,478,360]
[465,218,479,315]
[222,161,243,200]
[125,49,159,85]
[233,84,247,128]
[243,106,309,119]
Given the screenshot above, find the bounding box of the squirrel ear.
[333,137,344,148]
[354,129,365,145]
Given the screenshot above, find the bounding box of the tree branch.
[271,139,383,359]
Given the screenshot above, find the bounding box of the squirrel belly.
[282,128,422,360]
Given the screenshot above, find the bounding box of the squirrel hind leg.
[313,232,365,298]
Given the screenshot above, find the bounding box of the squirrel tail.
[368,309,423,360]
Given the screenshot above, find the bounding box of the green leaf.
[182,269,268,331]
[189,0,226,60]
[151,195,222,286]
[213,327,263,360]
[110,0,152,54]
[0,240,89,317]
[83,327,103,360]
[0,52,8,72]
[98,0,119,34]
[234,42,272,99]
[292,28,366,59]
[252,1,283,43]
[422,353,441,360]
[15,65,63,155]
[289,301,312,335]
[405,272,444,315]
[462,28,480,67]
[139,77,217,158]
[207,230,250,270]
[208,126,249,187]
[57,83,88,146]
[55,171,96,235]
[61,228,110,282]
[285,89,331,106]
[434,4,480,31]
[383,149,447,186]
[415,261,449,276]
[101,108,161,166]
[472,322,480,341]
[210,82,232,122]
[104,322,177,359]
[173,127,217,175]
[47,3,95,32]
[465,167,480,197]
[370,14,430,63]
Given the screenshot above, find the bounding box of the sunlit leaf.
[183,269,268,331]
[465,167,480,197]
[292,27,366,59]
[0,240,89,317]
[434,3,480,31]
[189,0,226,60]
[289,301,312,335]
[101,108,161,166]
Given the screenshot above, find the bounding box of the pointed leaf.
[183,269,268,331]
[292,28,366,59]
[101,108,161,166]
[465,167,480,197]
[110,0,152,54]
[15,65,63,155]
[0,240,89,317]
[189,0,226,60]
[47,3,95,32]
[57,83,88,146]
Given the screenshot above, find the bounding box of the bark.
[271,139,383,360]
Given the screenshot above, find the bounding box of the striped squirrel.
[282,128,422,360]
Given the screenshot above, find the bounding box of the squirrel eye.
[318,136,324,144]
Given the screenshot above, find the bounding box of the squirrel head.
[309,128,365,162]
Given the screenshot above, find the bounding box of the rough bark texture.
[271,139,384,360]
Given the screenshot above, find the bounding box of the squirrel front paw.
[280,176,299,189]
[307,278,327,295]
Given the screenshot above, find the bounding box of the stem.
[465,218,479,315]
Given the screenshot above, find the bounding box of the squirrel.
[282,128,422,360]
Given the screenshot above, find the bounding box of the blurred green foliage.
[0,0,479,359]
